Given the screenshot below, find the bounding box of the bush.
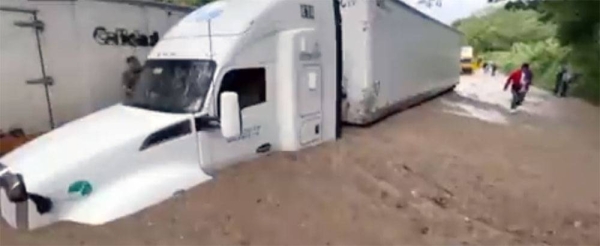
[455,8,556,53]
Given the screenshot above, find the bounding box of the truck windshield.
[125,59,216,113]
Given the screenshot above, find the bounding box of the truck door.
[197,67,274,171]
[297,65,323,145]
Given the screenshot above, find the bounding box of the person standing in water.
[490,62,498,77]
[555,65,574,97]
[504,63,533,114]
[554,65,567,96]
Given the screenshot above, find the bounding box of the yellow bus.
[460,46,474,74]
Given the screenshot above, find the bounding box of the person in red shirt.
[504,63,533,113]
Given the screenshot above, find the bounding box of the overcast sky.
[402,0,493,24]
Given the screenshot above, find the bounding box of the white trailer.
[342,0,460,124]
[0,0,460,230]
[0,0,192,134]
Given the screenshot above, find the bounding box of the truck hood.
[0,104,190,191]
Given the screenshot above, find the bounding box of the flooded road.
[2,72,599,245]
[443,71,559,124]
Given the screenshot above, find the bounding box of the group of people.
[483,61,498,76]
[503,63,578,114]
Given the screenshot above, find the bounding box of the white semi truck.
[0,0,460,230]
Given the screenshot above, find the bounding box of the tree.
[455,8,555,53]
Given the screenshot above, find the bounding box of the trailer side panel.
[342,0,460,125]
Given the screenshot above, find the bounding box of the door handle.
[14,20,44,31]
[26,77,54,86]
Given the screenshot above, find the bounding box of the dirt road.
[1,72,599,245]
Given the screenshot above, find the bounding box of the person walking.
[504,63,533,113]
[482,61,489,74]
[490,62,498,77]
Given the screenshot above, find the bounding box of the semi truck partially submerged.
[0,0,460,230]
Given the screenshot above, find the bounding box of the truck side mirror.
[220,92,241,139]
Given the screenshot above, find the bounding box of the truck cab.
[151,0,339,171]
[0,0,339,230]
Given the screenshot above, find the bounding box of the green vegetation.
[455,1,599,104]
[453,9,556,52]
